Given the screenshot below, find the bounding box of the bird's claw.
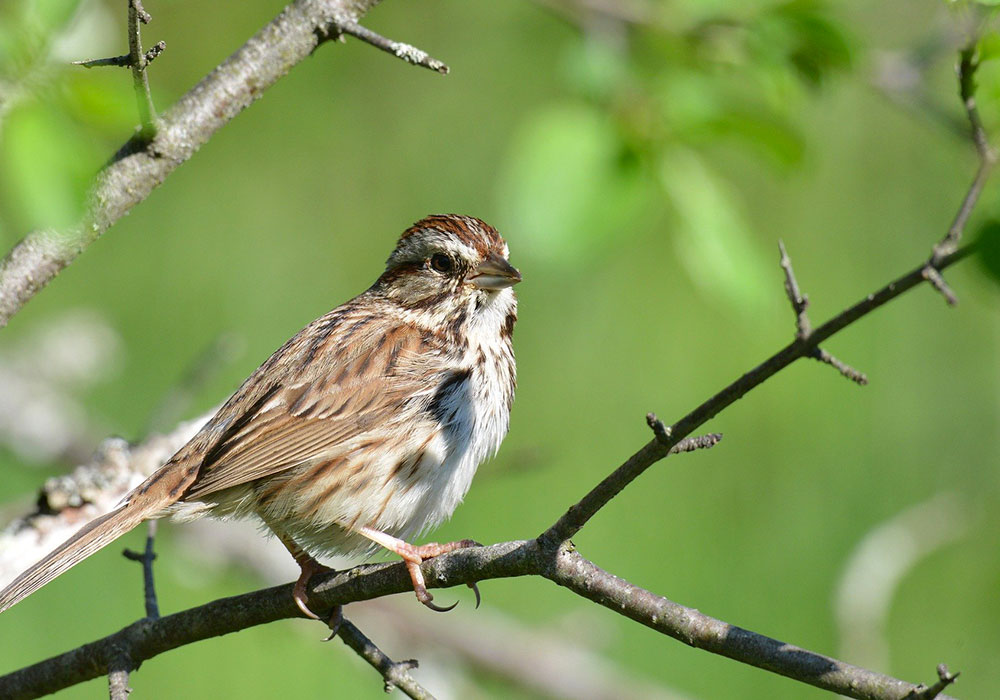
[415,583,459,612]
[322,605,344,641]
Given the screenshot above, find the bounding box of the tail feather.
[0,504,149,614]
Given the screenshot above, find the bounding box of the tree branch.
[0,0,401,329]
[540,241,975,548]
[122,521,160,620]
[338,20,449,73]
[0,540,956,700]
[127,0,158,136]
[336,619,434,699]
[0,241,978,699]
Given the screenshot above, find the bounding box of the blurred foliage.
[500,0,851,310]
[0,0,998,699]
[0,0,132,231]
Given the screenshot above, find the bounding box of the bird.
[0,214,520,622]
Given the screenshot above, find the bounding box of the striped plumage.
[0,214,519,618]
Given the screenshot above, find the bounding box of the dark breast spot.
[427,368,472,426]
[501,310,516,339]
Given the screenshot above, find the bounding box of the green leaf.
[0,99,102,230]
[659,147,772,311]
[495,103,651,263]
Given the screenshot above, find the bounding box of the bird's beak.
[469,253,522,290]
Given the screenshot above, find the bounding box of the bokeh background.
[1,0,999,697]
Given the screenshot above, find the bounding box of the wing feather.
[177,304,449,501]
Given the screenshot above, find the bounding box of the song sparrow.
[0,214,519,621]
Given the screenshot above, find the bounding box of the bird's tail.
[0,456,201,615]
[0,502,152,615]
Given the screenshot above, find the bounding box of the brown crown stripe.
[399,214,503,257]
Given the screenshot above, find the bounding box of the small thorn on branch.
[670,433,723,454]
[810,347,868,386]
[906,663,959,700]
[778,241,811,339]
[73,41,165,71]
[921,265,959,306]
[73,54,132,68]
[338,20,449,74]
[646,413,672,444]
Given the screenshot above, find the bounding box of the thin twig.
[542,36,993,540]
[777,242,866,383]
[337,619,434,699]
[645,412,671,444]
[107,649,131,700]
[73,55,132,68]
[650,413,721,452]
[127,0,157,136]
[921,262,959,306]
[810,347,868,386]
[778,240,811,339]
[338,21,449,74]
[71,41,165,70]
[926,34,997,300]
[540,244,975,548]
[122,520,160,620]
[906,664,960,700]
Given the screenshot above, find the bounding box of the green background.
[0,0,998,697]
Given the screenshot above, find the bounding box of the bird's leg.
[356,525,479,612]
[268,523,337,623]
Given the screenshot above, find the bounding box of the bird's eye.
[429,253,454,274]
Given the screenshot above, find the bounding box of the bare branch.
[336,619,434,699]
[645,412,672,444]
[73,55,132,68]
[0,541,956,700]
[122,521,160,620]
[778,241,867,384]
[0,0,388,330]
[541,242,974,548]
[337,21,449,74]
[921,265,958,307]
[127,0,158,136]
[778,240,810,339]
[107,649,131,700]
[810,347,868,386]
[926,34,997,302]
[71,40,165,70]
[907,664,959,700]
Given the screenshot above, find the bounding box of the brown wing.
[177,302,445,501]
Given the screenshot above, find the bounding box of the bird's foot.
[292,556,334,620]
